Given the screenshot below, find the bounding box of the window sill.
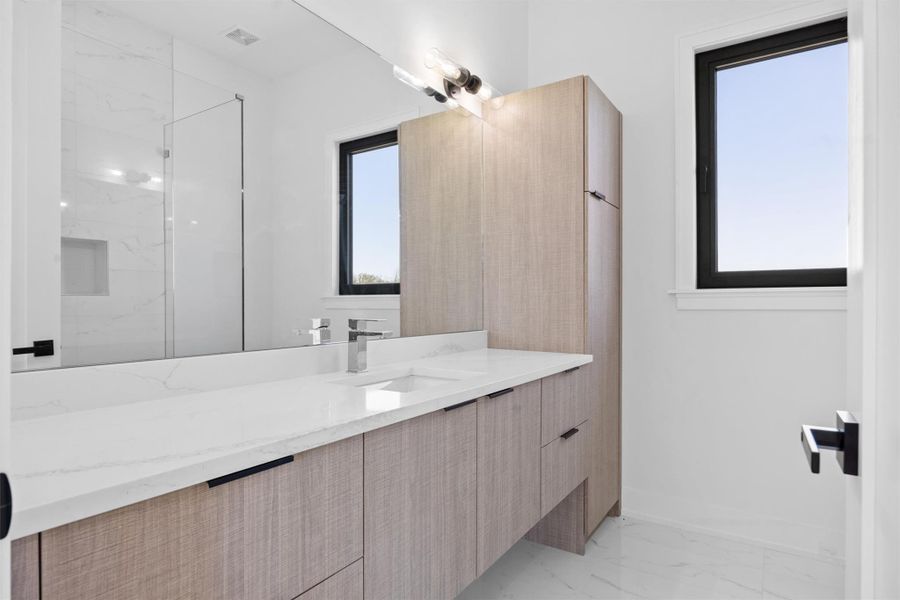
[322,295,400,310]
[669,287,846,311]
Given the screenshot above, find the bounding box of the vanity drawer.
[297,559,363,600]
[541,366,590,446]
[540,419,589,517]
[41,436,363,600]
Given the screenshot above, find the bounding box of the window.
[695,18,848,288]
[338,131,400,295]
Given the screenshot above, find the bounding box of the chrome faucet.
[307,318,331,345]
[294,318,331,345]
[347,318,392,373]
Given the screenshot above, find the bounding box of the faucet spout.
[347,318,392,373]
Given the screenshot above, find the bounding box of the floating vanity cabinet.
[400,110,484,337]
[484,76,622,539]
[39,436,363,600]
[364,403,477,600]
[476,381,541,575]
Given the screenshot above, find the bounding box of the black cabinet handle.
[563,366,580,374]
[588,190,606,201]
[12,339,54,357]
[0,473,11,540]
[801,411,859,476]
[207,456,293,488]
[561,427,579,440]
[444,399,476,412]
[487,388,514,399]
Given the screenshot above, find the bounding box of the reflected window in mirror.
[338,131,401,295]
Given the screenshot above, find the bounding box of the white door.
[843,0,900,597]
[0,0,14,597]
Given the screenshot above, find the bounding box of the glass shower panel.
[164,100,244,358]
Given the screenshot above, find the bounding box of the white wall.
[528,0,847,558]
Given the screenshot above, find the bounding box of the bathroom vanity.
[10,339,591,600]
[7,1,620,598]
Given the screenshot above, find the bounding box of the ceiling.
[104,0,377,79]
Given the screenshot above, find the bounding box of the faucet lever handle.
[348,317,386,330]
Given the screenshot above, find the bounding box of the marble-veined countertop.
[10,347,591,539]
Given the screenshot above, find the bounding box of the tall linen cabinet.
[401,75,621,540]
[481,75,621,537]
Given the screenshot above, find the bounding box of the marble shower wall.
[60,3,172,366]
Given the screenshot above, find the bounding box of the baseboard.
[622,489,844,563]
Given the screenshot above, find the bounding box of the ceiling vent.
[224,28,260,46]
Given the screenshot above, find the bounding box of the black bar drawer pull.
[0,473,11,540]
[444,399,477,412]
[800,411,859,476]
[12,339,54,357]
[563,366,580,374]
[208,456,293,488]
[487,388,514,399]
[561,427,579,440]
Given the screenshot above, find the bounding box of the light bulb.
[476,82,499,101]
[424,48,463,83]
[393,65,426,93]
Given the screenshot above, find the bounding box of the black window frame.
[338,130,400,296]
[695,18,848,289]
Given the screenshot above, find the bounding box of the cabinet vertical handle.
[0,473,11,540]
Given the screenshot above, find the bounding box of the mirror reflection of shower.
[58,14,245,367]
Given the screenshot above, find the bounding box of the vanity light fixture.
[424,47,499,102]
[392,65,459,109]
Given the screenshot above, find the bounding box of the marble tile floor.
[458,517,844,600]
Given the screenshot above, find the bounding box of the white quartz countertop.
[10,348,591,539]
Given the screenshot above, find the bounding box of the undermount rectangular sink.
[331,367,481,393]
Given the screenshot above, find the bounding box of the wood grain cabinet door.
[585,78,622,207]
[483,76,586,354]
[295,559,363,600]
[585,193,622,531]
[364,405,477,600]
[11,535,40,600]
[400,110,484,337]
[476,381,541,575]
[541,367,590,446]
[40,436,363,600]
[541,419,589,517]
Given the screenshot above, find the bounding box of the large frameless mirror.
[11,0,477,371]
